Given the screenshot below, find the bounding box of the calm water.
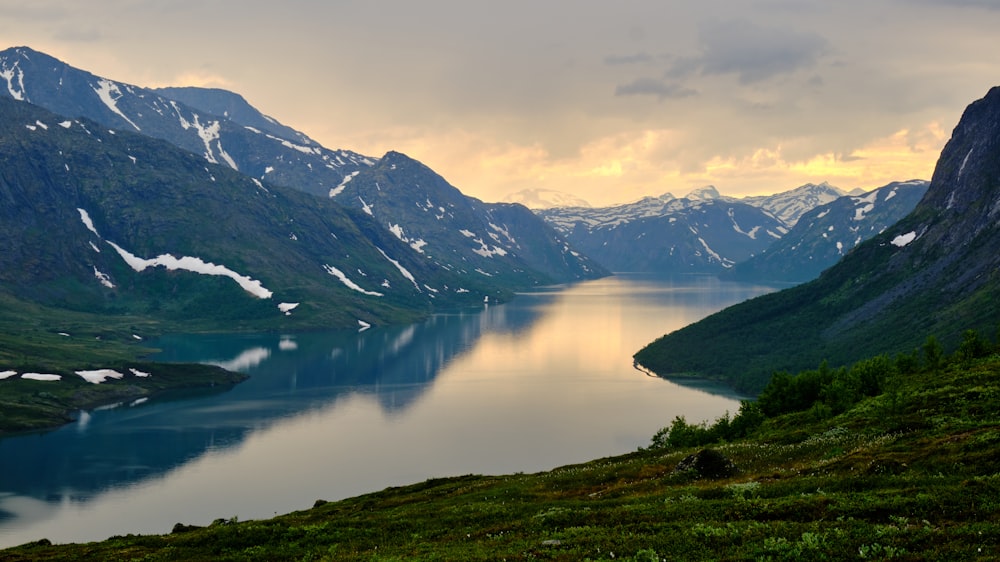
[0,275,774,547]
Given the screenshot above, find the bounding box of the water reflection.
[0,275,774,547]
[0,302,544,510]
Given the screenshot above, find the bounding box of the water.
[0,275,775,547]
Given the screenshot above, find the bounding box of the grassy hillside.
[0,291,248,435]
[3,335,998,560]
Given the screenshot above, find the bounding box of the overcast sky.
[3,0,999,206]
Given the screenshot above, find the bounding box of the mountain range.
[0,46,605,331]
[635,86,1000,392]
[723,180,930,284]
[536,184,845,274]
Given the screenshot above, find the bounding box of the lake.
[0,274,775,547]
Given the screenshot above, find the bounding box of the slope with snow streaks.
[539,190,784,274]
[726,180,929,284]
[0,46,375,199]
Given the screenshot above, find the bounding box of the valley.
[0,36,998,562]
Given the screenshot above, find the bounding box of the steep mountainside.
[154,86,313,146]
[331,152,608,285]
[725,180,929,283]
[635,87,1000,392]
[0,46,373,198]
[538,188,786,273]
[0,98,496,330]
[1,46,601,289]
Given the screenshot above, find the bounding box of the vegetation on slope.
[3,330,998,560]
[0,292,246,435]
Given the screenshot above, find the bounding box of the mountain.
[725,180,930,284]
[0,46,373,199]
[537,188,787,273]
[634,87,1000,392]
[740,181,846,226]
[330,152,608,285]
[502,188,591,209]
[154,86,314,146]
[1,46,602,289]
[0,97,503,330]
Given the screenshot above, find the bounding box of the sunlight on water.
[0,275,775,547]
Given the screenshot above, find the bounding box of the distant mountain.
[502,188,591,209]
[725,180,929,283]
[0,97,505,330]
[740,181,846,227]
[537,188,787,273]
[0,46,373,199]
[331,152,608,285]
[635,87,1000,392]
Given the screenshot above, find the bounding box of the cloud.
[614,77,698,100]
[604,53,655,66]
[914,0,1000,9]
[53,27,101,42]
[669,18,829,84]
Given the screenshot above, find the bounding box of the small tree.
[923,335,943,371]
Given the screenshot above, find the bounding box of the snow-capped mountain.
[331,152,608,284]
[534,182,854,274]
[725,180,929,283]
[740,181,846,227]
[0,97,495,329]
[537,188,787,273]
[0,46,373,198]
[0,46,604,299]
[502,188,592,209]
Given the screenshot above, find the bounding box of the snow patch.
[957,147,973,181]
[0,370,17,380]
[851,191,879,221]
[76,369,125,384]
[78,208,100,236]
[323,264,384,296]
[891,231,917,248]
[93,79,141,131]
[359,196,373,216]
[0,62,26,100]
[358,320,372,332]
[278,302,300,315]
[93,266,115,288]
[329,171,359,197]
[22,373,61,381]
[377,247,421,291]
[107,242,273,299]
[129,368,151,377]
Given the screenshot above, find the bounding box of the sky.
[2,1,999,207]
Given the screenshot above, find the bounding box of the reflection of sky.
[0,275,773,547]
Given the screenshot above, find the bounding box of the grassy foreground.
[2,347,999,560]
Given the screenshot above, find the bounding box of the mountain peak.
[685,185,721,200]
[502,188,591,209]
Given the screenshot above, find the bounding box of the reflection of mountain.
[0,300,544,514]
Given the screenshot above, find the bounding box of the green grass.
[2,350,998,560]
[0,292,247,435]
